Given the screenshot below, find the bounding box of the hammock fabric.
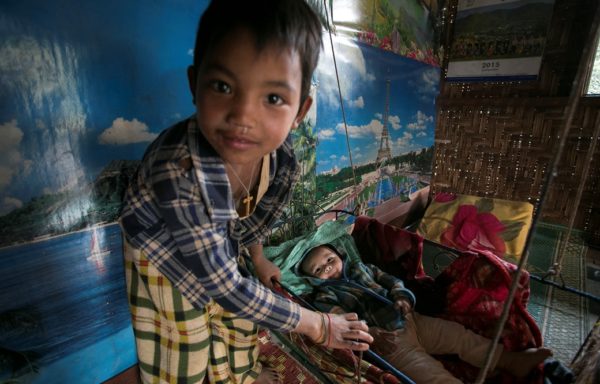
[351,216,544,383]
[258,216,544,383]
[435,249,544,383]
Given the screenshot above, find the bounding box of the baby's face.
[303,246,343,279]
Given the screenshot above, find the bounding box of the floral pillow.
[417,193,534,260]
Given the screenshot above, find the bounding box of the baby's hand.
[394,298,413,316]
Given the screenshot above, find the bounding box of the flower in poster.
[357,30,380,46]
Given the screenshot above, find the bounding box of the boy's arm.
[248,244,281,289]
[369,263,416,307]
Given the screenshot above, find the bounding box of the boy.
[119,1,372,383]
[298,244,553,384]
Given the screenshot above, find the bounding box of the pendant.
[242,194,254,216]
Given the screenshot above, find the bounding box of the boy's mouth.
[221,133,257,150]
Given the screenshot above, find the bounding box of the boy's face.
[302,246,343,279]
[188,27,312,166]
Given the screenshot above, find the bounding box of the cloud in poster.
[389,115,401,130]
[1,35,89,196]
[406,111,433,130]
[373,113,401,129]
[396,132,414,149]
[317,128,336,141]
[98,117,157,145]
[349,96,364,108]
[0,196,22,215]
[0,119,32,191]
[412,68,440,103]
[317,36,376,108]
[336,119,383,139]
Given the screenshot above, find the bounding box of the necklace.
[226,161,258,216]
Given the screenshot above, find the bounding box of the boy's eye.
[210,80,231,94]
[267,94,283,105]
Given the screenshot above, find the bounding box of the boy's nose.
[227,93,256,128]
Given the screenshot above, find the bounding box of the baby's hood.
[263,220,362,296]
[293,243,348,287]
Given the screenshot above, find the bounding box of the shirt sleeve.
[124,137,301,332]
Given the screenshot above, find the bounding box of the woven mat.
[526,223,593,364]
[258,330,401,384]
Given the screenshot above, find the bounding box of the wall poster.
[0,0,441,382]
[446,0,555,81]
[308,34,438,227]
[0,1,207,383]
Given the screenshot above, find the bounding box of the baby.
[297,244,553,383]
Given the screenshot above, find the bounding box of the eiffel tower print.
[376,79,392,166]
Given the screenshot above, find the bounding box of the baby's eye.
[267,94,283,105]
[210,80,231,94]
[314,267,321,275]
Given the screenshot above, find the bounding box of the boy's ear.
[291,96,313,130]
[187,65,197,103]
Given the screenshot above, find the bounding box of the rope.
[322,0,359,194]
[474,4,600,382]
[545,7,600,281]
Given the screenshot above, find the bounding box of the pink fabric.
[351,216,544,383]
[433,250,543,383]
[441,205,507,257]
[351,215,427,281]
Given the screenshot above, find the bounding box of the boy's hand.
[248,244,280,289]
[394,298,413,316]
[327,312,373,351]
[255,258,281,289]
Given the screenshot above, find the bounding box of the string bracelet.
[325,313,332,348]
[314,312,327,345]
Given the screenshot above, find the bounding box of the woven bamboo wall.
[431,0,600,242]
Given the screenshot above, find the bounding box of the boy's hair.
[193,0,323,103]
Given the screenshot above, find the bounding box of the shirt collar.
[186,116,237,221]
[185,116,278,222]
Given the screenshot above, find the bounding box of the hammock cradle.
[254,1,600,382]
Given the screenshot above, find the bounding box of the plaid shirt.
[120,116,301,331]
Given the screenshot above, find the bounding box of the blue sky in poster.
[313,35,439,174]
[0,0,208,214]
[0,0,439,215]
